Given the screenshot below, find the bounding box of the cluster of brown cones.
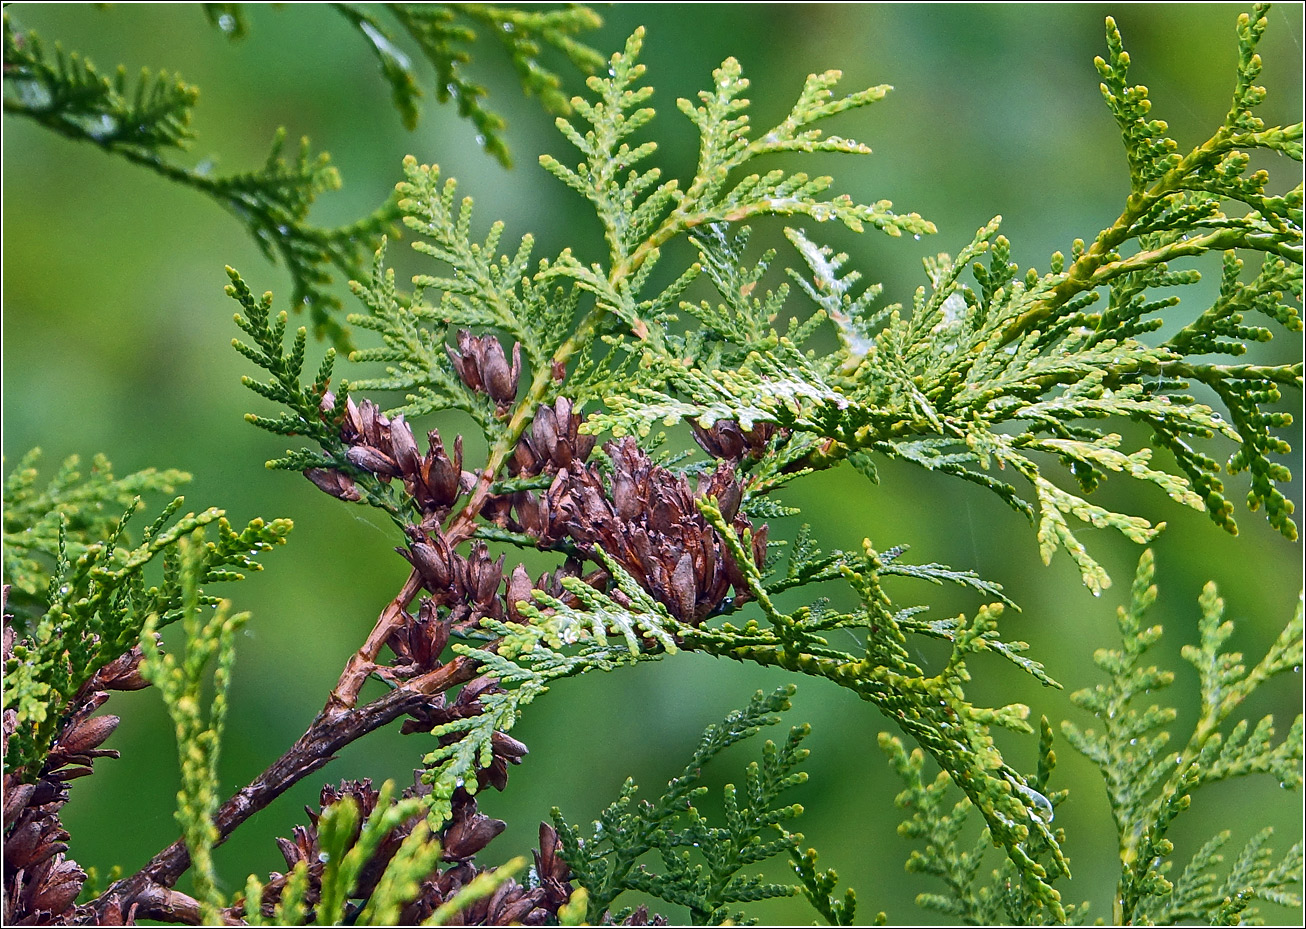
[4,326,783,925]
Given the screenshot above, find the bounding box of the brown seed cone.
[533,438,767,624]
[447,331,522,414]
[509,398,597,478]
[415,431,463,514]
[238,778,562,926]
[398,525,460,598]
[691,419,781,461]
[533,823,573,911]
[504,565,534,623]
[384,598,453,679]
[304,467,363,501]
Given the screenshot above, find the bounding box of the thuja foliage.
[884,551,1303,925]
[1,3,602,345]
[2,451,290,779]
[2,3,1302,927]
[549,685,863,926]
[1065,551,1303,925]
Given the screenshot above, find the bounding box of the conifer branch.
[2,8,399,348]
[13,7,1297,926]
[2,454,290,781]
[1062,551,1304,925]
[138,535,248,924]
[2,450,189,626]
[576,5,1300,585]
[380,3,604,165]
[552,686,816,924]
[3,4,603,347]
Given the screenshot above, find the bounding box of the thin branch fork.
[86,587,485,923]
[90,226,632,921]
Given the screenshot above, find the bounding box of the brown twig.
[85,642,482,921]
[89,313,610,917]
[328,570,425,713]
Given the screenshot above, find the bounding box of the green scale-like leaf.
[1063,550,1304,925]
[580,0,1301,590]
[3,453,290,780]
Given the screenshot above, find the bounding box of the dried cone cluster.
[691,419,781,462]
[293,348,778,926]
[243,779,572,925]
[446,331,522,416]
[3,616,149,925]
[307,395,469,524]
[502,436,767,625]
[397,532,510,635]
[509,398,596,478]
[7,302,782,926]
[374,401,770,644]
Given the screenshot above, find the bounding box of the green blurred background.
[3,3,1302,923]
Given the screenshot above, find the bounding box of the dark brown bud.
[4,783,35,828]
[669,552,696,622]
[416,431,462,513]
[481,491,514,527]
[388,414,421,478]
[458,675,502,707]
[691,419,779,460]
[697,462,742,522]
[513,398,597,477]
[514,492,549,539]
[417,598,451,665]
[386,598,452,676]
[490,730,529,762]
[86,645,152,693]
[341,396,364,443]
[482,342,521,407]
[30,859,86,915]
[341,397,392,449]
[4,819,44,866]
[511,440,541,477]
[320,779,381,819]
[505,565,534,623]
[536,560,583,601]
[28,779,66,808]
[534,404,559,459]
[465,543,506,605]
[534,822,572,896]
[276,835,306,869]
[399,526,457,594]
[447,330,486,393]
[441,795,506,861]
[751,524,769,574]
[493,890,541,926]
[304,468,362,502]
[447,331,521,413]
[346,445,402,478]
[514,470,577,545]
[57,714,119,755]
